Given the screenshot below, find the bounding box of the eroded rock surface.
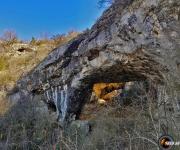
[10,0,180,126]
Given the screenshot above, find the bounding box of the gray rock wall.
[10,0,180,126]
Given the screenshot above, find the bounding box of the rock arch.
[10,0,180,128]
[12,46,164,126]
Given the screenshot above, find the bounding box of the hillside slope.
[1,0,180,149]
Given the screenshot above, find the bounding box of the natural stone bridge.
[10,0,180,127]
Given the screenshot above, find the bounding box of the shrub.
[30,37,36,45]
[0,30,18,46]
[0,96,10,116]
[0,99,61,149]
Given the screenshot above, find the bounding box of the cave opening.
[17,47,33,52]
[79,80,154,121]
[17,48,26,52]
[74,79,161,150]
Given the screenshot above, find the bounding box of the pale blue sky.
[0,0,105,40]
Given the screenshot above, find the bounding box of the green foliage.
[30,37,36,45]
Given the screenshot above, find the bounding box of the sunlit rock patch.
[92,82,133,104]
[93,83,125,103]
[92,82,136,103]
[79,82,136,120]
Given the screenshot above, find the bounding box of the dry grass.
[0,99,61,149]
[0,31,78,82]
[0,55,9,71]
[0,32,79,116]
[76,81,180,150]
[0,93,10,116]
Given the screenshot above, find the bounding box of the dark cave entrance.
[17,47,33,53]
[72,64,158,121]
[68,75,161,149]
[67,63,177,150]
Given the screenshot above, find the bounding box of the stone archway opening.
[78,80,154,121]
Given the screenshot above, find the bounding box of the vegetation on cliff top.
[0,30,79,115]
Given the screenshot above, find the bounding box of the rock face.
[10,0,180,126]
[11,43,37,54]
[3,43,37,57]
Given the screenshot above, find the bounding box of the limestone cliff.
[10,0,180,126]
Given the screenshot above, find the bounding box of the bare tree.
[0,30,18,43]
